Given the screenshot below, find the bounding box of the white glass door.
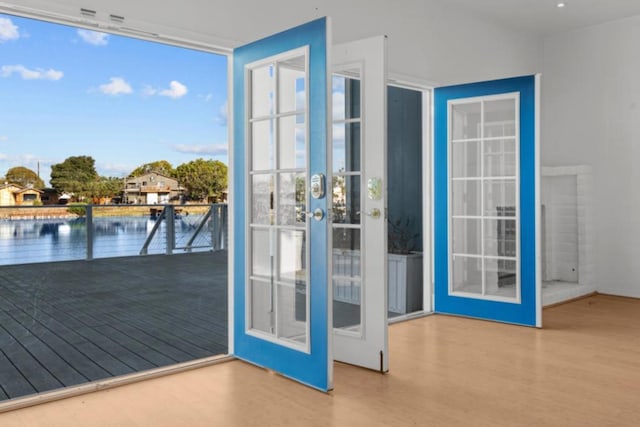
[331,36,389,371]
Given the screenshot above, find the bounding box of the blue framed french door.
[232,18,332,390]
[434,75,541,327]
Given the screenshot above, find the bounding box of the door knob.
[305,208,324,221]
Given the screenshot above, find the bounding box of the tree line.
[1,156,228,203]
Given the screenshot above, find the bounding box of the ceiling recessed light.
[557,2,566,8]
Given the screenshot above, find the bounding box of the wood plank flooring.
[2,294,639,426]
[0,252,228,401]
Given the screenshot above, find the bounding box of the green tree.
[175,159,227,202]
[129,160,175,178]
[5,166,45,189]
[90,176,124,200]
[50,155,99,199]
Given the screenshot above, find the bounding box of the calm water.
[0,215,215,266]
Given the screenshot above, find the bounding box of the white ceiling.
[445,0,640,35]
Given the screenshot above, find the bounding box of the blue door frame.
[434,75,540,327]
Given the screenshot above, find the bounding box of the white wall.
[1,0,541,85]
[542,15,640,297]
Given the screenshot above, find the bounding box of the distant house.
[0,183,43,206]
[123,172,183,204]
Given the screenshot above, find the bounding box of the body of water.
[0,214,217,266]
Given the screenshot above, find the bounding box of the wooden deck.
[0,251,228,401]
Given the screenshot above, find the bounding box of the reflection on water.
[0,215,209,265]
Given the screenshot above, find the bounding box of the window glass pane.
[452,218,481,255]
[251,174,273,225]
[277,173,305,226]
[251,64,274,118]
[278,56,305,114]
[484,99,516,137]
[279,115,305,169]
[485,258,517,298]
[252,120,274,171]
[251,279,272,334]
[332,175,360,224]
[451,141,480,178]
[484,179,516,217]
[333,122,361,173]
[452,256,482,295]
[333,279,361,331]
[484,219,517,258]
[452,102,481,140]
[452,180,481,216]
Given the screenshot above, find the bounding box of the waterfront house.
[0,183,42,206]
[123,172,183,204]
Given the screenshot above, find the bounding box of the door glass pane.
[452,180,481,216]
[451,141,480,178]
[484,139,516,177]
[452,218,481,255]
[251,174,273,224]
[333,279,361,331]
[278,56,305,114]
[252,120,274,171]
[451,255,482,295]
[484,99,516,137]
[332,228,361,277]
[484,219,517,258]
[484,258,517,298]
[332,75,361,120]
[251,228,272,277]
[278,173,305,226]
[277,282,307,344]
[278,230,305,282]
[251,64,274,118]
[251,280,272,333]
[332,175,360,224]
[333,122,361,173]
[484,179,516,217]
[279,115,306,169]
[451,102,481,140]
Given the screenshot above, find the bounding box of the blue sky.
[0,13,228,185]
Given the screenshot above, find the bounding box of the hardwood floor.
[1,294,639,426]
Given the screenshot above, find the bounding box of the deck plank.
[0,251,228,402]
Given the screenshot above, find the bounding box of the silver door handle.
[357,208,381,219]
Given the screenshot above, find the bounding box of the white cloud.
[1,65,63,81]
[199,93,213,102]
[97,162,132,177]
[0,153,7,161]
[141,85,157,97]
[159,80,188,99]
[172,143,227,156]
[0,135,8,142]
[0,17,19,43]
[98,77,133,96]
[215,101,228,126]
[77,29,109,46]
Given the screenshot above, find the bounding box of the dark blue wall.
[387,86,423,253]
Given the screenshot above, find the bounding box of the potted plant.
[387,217,423,314]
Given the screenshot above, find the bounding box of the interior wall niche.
[541,165,595,305]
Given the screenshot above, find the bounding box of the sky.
[0,13,228,186]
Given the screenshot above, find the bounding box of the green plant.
[388,216,420,255]
[67,203,87,217]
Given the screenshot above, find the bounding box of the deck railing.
[0,203,228,265]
